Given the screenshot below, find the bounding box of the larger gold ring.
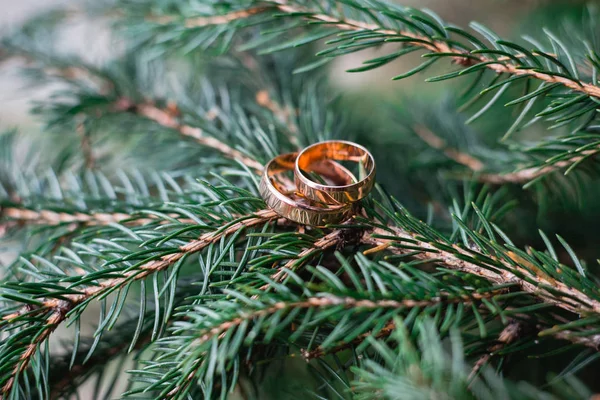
[260,153,354,226]
[295,140,376,204]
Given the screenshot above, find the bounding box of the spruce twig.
[364,227,600,314]
[113,99,264,172]
[468,321,523,381]
[477,144,600,184]
[0,209,277,397]
[166,292,503,397]
[414,125,484,172]
[160,0,600,98]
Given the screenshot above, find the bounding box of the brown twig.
[256,90,301,149]
[0,209,277,396]
[149,6,272,28]
[476,144,600,184]
[0,206,198,237]
[270,229,344,284]
[303,288,508,361]
[77,121,95,169]
[113,98,264,172]
[414,126,484,172]
[468,321,523,381]
[549,329,600,350]
[1,207,136,227]
[364,226,600,315]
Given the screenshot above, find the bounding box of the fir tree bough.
[2,0,600,399]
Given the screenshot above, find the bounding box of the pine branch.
[269,229,345,284]
[76,121,95,170]
[144,276,507,399]
[255,89,301,149]
[1,206,135,227]
[156,0,600,100]
[114,99,264,172]
[135,0,600,138]
[414,125,485,172]
[365,226,600,314]
[275,0,599,95]
[468,321,523,381]
[478,143,600,184]
[0,205,198,243]
[148,6,273,28]
[0,208,277,397]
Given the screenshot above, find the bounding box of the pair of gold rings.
[259,141,376,227]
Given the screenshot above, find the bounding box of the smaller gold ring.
[295,140,376,204]
[260,153,353,227]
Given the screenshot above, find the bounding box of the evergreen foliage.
[1,0,600,399]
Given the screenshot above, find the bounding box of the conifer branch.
[364,226,600,315]
[168,291,502,398]
[269,0,600,97]
[0,209,277,397]
[114,99,264,171]
[269,229,344,284]
[77,121,95,169]
[255,90,301,149]
[0,205,198,237]
[301,288,505,361]
[468,321,523,381]
[1,206,136,227]
[477,143,600,184]
[163,0,600,99]
[150,6,273,28]
[414,126,484,171]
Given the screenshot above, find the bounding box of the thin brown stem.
[364,227,600,315]
[0,209,277,396]
[468,321,523,381]
[77,120,96,169]
[113,98,264,172]
[256,90,301,149]
[271,229,343,283]
[549,329,600,350]
[1,206,135,227]
[414,126,484,172]
[477,144,600,184]
[149,6,272,27]
[0,206,197,237]
[149,2,595,98]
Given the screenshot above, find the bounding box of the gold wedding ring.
[295,141,376,205]
[259,153,354,226]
